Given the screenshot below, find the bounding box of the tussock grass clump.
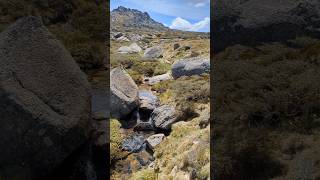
[110,119,126,163]
[130,169,156,180]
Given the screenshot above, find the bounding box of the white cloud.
[169,17,210,32]
[195,2,206,7]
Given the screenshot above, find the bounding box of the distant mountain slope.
[111,6,168,31]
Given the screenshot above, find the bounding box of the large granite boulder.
[172,57,210,79]
[110,67,139,119]
[143,46,163,60]
[139,90,160,111]
[0,16,91,179]
[117,43,142,54]
[212,0,320,52]
[151,105,177,130]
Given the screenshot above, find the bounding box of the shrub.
[110,119,126,163]
[130,169,156,180]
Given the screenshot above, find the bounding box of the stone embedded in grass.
[129,43,142,53]
[129,34,143,42]
[110,67,139,119]
[117,46,132,54]
[114,32,123,38]
[117,43,142,54]
[143,46,164,60]
[144,73,173,85]
[116,36,130,42]
[172,57,210,79]
[122,135,146,153]
[146,134,165,149]
[151,105,177,130]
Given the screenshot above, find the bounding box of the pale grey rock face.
[129,43,142,53]
[143,46,163,60]
[212,0,320,52]
[0,16,91,179]
[144,73,172,85]
[151,105,177,130]
[117,46,132,54]
[110,67,139,119]
[139,90,159,111]
[117,43,142,54]
[146,134,165,149]
[130,34,143,42]
[172,57,210,79]
[116,36,130,42]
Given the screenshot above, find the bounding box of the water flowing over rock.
[151,105,177,130]
[146,134,165,149]
[172,57,210,79]
[0,16,91,179]
[122,135,146,153]
[143,46,163,60]
[110,67,139,119]
[212,0,320,52]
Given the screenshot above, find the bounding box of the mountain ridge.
[111,6,169,31]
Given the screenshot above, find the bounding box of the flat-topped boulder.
[172,57,210,79]
[0,16,91,179]
[144,73,172,85]
[139,90,160,111]
[117,43,142,54]
[143,46,163,60]
[110,67,139,119]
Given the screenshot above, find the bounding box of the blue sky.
[110,0,210,32]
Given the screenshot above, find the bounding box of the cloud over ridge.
[169,17,210,32]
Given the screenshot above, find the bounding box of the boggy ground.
[213,36,320,180]
[110,30,210,179]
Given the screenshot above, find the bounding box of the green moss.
[110,119,125,163]
[154,63,171,75]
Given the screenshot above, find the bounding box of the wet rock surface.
[122,135,146,153]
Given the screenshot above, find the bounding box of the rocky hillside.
[110,6,210,180]
[111,6,168,32]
